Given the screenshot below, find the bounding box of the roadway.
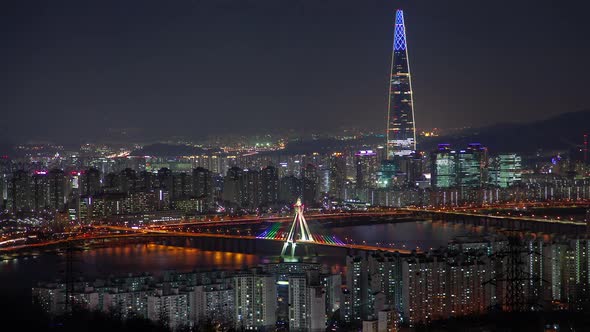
[147,211,412,228]
[404,207,586,226]
[101,225,414,254]
[0,224,413,255]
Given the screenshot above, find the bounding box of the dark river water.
[0,220,484,315]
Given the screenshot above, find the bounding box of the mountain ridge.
[420,109,590,153]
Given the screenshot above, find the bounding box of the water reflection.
[79,244,259,277]
[331,220,483,251]
[0,220,501,308]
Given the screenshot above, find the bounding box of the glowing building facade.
[489,154,523,188]
[386,9,416,158]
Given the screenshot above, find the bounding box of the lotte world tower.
[386,9,416,158]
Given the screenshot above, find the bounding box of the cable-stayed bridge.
[256,198,347,257]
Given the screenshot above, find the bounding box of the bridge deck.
[0,225,413,255]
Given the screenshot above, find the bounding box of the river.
[0,220,483,315]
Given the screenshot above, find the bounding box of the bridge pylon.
[281,198,314,258]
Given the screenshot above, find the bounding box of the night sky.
[2,0,590,143]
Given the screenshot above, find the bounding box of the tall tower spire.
[386,9,416,158]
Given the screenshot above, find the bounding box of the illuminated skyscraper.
[432,144,456,189]
[386,9,416,158]
[488,154,522,188]
[431,143,487,191]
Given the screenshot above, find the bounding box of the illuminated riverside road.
[404,207,586,226]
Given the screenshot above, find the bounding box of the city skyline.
[2,0,590,144]
[3,2,590,331]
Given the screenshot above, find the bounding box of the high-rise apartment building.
[8,169,31,211]
[346,255,372,321]
[242,168,261,209]
[368,252,403,312]
[322,274,342,315]
[80,168,101,196]
[302,163,319,206]
[234,270,277,330]
[32,170,48,210]
[356,150,380,190]
[377,309,401,332]
[288,272,326,332]
[147,289,189,330]
[190,284,234,327]
[260,165,279,206]
[402,255,447,324]
[329,154,346,200]
[279,175,302,204]
[223,167,244,207]
[401,252,495,325]
[192,167,213,206]
[47,168,66,211]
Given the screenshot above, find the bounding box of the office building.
[456,143,487,190]
[489,153,523,188]
[431,144,457,189]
